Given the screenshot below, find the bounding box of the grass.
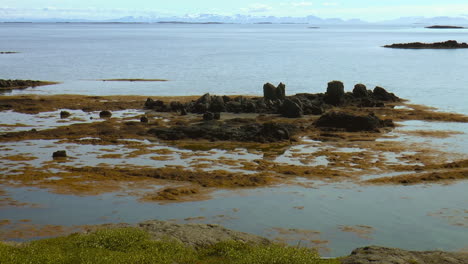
[0,227,340,264]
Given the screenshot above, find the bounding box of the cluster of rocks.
[145,81,399,119]
[384,40,468,49]
[143,81,399,142]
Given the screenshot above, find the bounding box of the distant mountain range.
[2,14,468,26]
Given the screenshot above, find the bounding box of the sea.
[0,23,467,257]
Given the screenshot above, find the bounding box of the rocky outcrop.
[324,80,345,106]
[315,112,394,132]
[425,25,465,29]
[341,246,468,264]
[263,82,286,100]
[384,40,468,49]
[137,220,271,248]
[144,81,400,118]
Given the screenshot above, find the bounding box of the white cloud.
[322,2,339,7]
[242,4,273,13]
[292,2,313,7]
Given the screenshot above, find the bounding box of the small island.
[384,40,468,49]
[425,25,465,29]
[0,51,19,54]
[0,79,59,91]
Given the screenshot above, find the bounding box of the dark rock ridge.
[425,25,465,29]
[0,79,58,91]
[145,81,400,118]
[342,246,468,264]
[149,120,296,143]
[384,40,468,49]
[315,112,394,132]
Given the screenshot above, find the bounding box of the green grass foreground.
[0,227,340,264]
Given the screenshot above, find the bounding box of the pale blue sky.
[1,0,468,21]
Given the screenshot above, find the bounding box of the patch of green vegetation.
[0,228,339,264]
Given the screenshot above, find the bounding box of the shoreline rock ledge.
[83,220,468,263]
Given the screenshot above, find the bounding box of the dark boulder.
[52,150,67,158]
[203,112,215,121]
[99,110,112,118]
[213,112,221,120]
[316,112,392,132]
[324,81,345,106]
[60,111,71,118]
[353,84,368,98]
[209,96,226,112]
[280,99,303,118]
[373,86,399,102]
[140,116,149,123]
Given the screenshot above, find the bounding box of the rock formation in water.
[425,25,465,29]
[384,40,468,49]
[144,81,399,142]
[145,81,400,118]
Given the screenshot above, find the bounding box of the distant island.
[384,40,468,49]
[425,25,465,29]
[157,21,226,25]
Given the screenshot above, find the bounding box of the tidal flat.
[1,81,467,257]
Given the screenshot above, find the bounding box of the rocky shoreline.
[384,40,468,49]
[0,79,58,92]
[80,220,468,263]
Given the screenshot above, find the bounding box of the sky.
[1,0,468,21]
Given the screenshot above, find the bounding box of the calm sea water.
[1,23,467,257]
[1,23,468,114]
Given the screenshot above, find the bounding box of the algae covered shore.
[1,80,467,259]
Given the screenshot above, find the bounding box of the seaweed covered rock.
[373,86,399,102]
[148,120,296,142]
[352,84,369,98]
[316,112,394,132]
